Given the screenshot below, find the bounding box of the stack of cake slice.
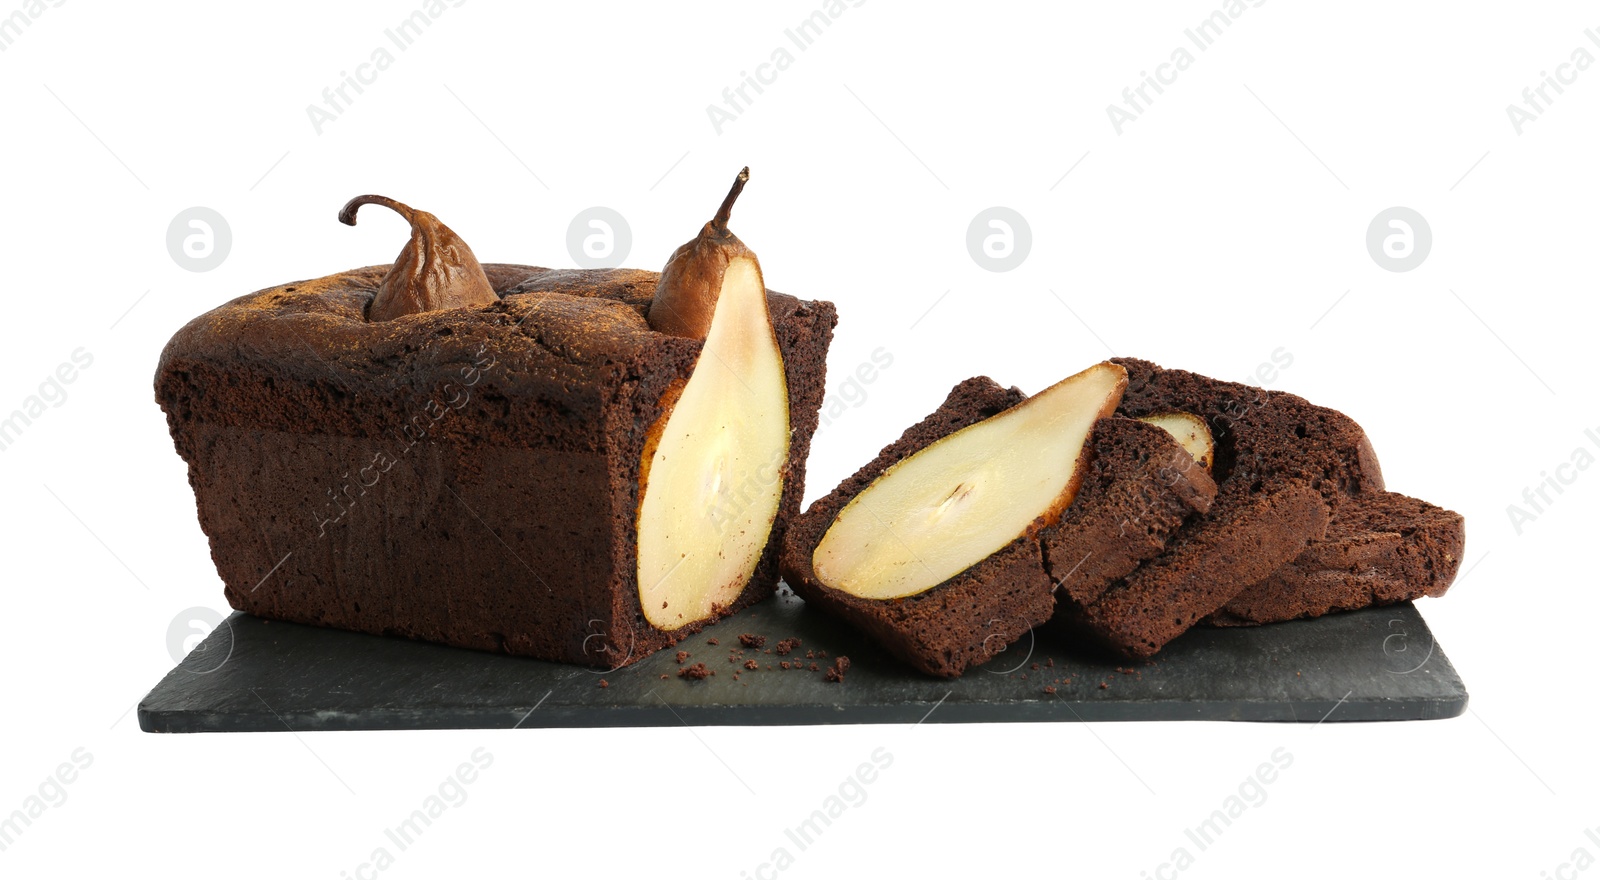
[781,357,1464,676]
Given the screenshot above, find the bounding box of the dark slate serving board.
[139,587,1466,732]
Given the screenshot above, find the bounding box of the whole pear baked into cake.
[155,176,836,668]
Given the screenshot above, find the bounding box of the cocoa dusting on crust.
[744,659,759,670]
[678,663,712,680]
[775,638,802,656]
[739,633,766,648]
[675,650,690,664]
[824,656,851,683]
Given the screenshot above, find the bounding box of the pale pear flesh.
[812,362,1127,601]
[1139,412,1215,470]
[637,256,790,630]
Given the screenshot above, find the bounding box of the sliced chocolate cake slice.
[1205,491,1465,626]
[1041,417,1218,608]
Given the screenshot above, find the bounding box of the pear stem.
[339,194,418,228]
[711,167,750,231]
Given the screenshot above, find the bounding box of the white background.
[2,1,1596,876]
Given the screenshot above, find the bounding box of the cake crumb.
[707,637,719,646]
[739,633,766,648]
[1099,681,1109,690]
[659,674,669,680]
[678,663,712,680]
[775,638,802,656]
[824,656,851,683]
[1031,663,1040,671]
[809,663,820,672]
[1043,685,1056,695]
[598,679,609,688]
[744,660,759,670]
[779,661,792,670]
[675,651,690,664]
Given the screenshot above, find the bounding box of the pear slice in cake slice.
[1138,411,1214,470]
[812,361,1127,600]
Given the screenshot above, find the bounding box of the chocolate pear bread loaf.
[1063,357,1385,657]
[155,263,835,667]
[780,375,1215,677]
[1205,491,1465,626]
